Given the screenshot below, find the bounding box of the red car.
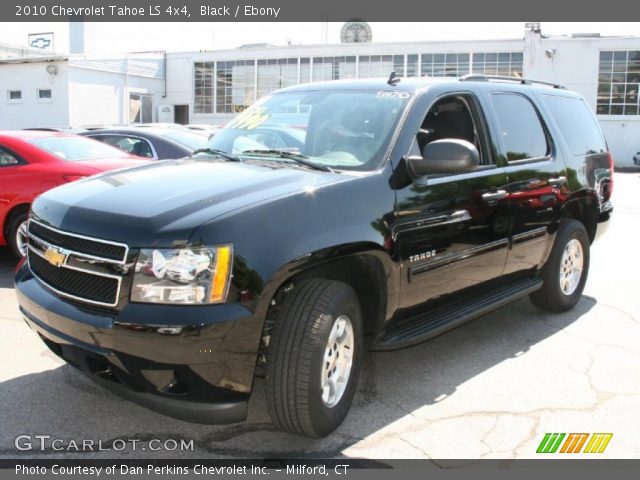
[0,131,147,258]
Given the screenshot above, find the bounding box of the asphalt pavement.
[1,173,639,459]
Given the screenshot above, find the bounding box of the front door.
[395,92,510,312]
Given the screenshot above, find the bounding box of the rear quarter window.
[0,147,21,166]
[542,95,607,156]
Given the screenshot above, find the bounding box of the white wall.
[0,61,69,129]
[163,53,194,117]
[68,66,164,127]
[600,119,640,166]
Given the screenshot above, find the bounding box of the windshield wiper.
[190,148,241,162]
[240,149,334,173]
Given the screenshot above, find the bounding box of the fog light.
[138,285,205,304]
[168,286,205,303]
[156,326,184,335]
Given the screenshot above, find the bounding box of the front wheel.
[530,219,590,312]
[265,279,363,438]
[8,212,29,259]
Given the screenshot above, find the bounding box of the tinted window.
[491,93,548,161]
[0,147,21,166]
[95,135,155,158]
[542,95,607,155]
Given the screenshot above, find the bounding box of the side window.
[91,135,125,150]
[0,147,22,166]
[491,93,549,162]
[94,135,154,158]
[246,131,286,150]
[541,95,606,156]
[412,94,490,166]
[134,139,154,158]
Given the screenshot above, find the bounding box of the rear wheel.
[8,212,29,259]
[265,279,363,438]
[530,219,590,312]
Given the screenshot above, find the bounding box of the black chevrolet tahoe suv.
[15,75,613,438]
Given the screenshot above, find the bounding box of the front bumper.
[15,264,264,424]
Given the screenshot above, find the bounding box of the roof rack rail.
[459,74,566,89]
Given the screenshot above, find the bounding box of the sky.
[1,22,639,54]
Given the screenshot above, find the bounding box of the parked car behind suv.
[0,131,147,258]
[80,126,209,159]
[15,75,613,438]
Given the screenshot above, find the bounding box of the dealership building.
[1,23,639,166]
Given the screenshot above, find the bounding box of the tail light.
[62,175,87,183]
[607,152,614,199]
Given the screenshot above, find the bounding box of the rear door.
[539,94,611,210]
[484,90,568,275]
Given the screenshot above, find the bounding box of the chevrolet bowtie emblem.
[43,247,67,267]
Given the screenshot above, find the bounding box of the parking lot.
[0,172,639,459]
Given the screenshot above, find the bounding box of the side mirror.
[406,139,480,177]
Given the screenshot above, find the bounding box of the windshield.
[30,136,130,161]
[208,89,411,171]
[162,130,209,150]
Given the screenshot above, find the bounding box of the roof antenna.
[387,71,401,86]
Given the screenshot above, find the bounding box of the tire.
[530,219,590,312]
[7,211,29,259]
[265,279,363,438]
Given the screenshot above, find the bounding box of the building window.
[36,88,52,102]
[471,52,523,77]
[194,62,214,114]
[6,90,22,103]
[216,60,256,113]
[299,57,311,83]
[190,51,526,114]
[312,56,356,82]
[311,57,334,81]
[421,53,470,77]
[358,55,395,78]
[257,58,299,99]
[406,55,420,77]
[597,50,640,115]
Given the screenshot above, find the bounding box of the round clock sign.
[340,21,373,43]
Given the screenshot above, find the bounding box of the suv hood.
[31,159,342,247]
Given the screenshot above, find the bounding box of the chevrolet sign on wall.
[28,32,54,50]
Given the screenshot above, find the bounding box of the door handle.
[548,176,567,186]
[482,190,507,203]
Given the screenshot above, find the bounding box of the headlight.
[131,245,233,305]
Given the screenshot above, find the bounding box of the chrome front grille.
[26,219,128,308]
[28,220,127,261]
